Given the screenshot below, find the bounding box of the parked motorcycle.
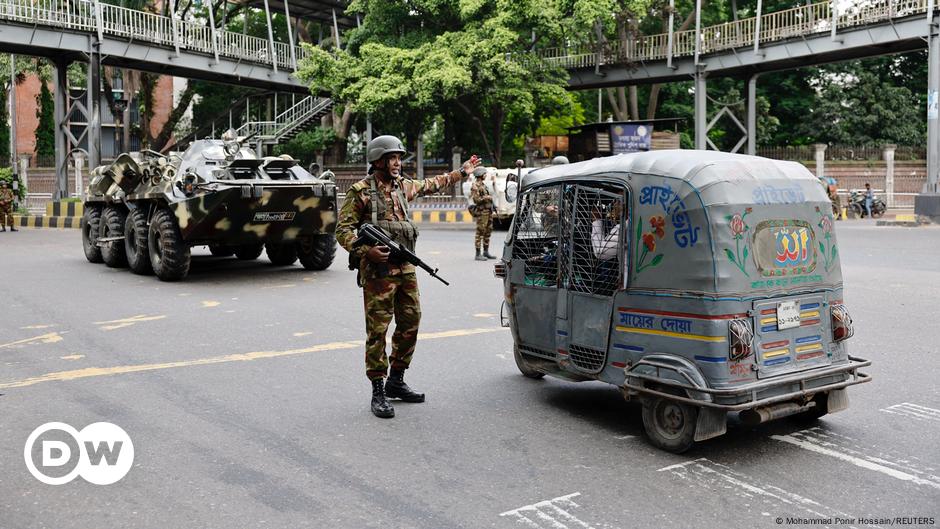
[848,189,886,218]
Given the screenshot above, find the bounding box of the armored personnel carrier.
[81,131,337,281]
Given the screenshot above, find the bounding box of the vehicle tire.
[850,203,864,219]
[513,346,545,379]
[209,244,235,257]
[641,392,699,454]
[124,208,152,275]
[100,205,128,268]
[872,202,886,219]
[82,204,103,263]
[297,234,336,270]
[234,243,264,261]
[148,208,190,281]
[830,202,839,216]
[266,242,298,266]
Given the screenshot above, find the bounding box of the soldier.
[470,167,496,261]
[0,181,17,232]
[335,135,480,419]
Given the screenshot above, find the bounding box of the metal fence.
[757,145,928,161]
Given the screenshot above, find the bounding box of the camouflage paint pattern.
[335,169,463,380]
[83,140,336,246]
[471,179,493,249]
[363,272,421,380]
[0,186,13,227]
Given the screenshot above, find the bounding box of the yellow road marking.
[94,314,167,331]
[21,324,55,330]
[616,326,727,343]
[0,327,508,389]
[473,313,495,318]
[293,332,313,337]
[0,332,66,349]
[201,301,221,308]
[60,355,85,361]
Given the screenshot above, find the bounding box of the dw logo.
[24,422,134,485]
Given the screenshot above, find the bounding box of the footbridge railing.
[0,0,306,70]
[525,0,931,70]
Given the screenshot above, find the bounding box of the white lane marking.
[659,458,875,528]
[500,492,600,529]
[94,314,166,331]
[0,332,67,349]
[881,403,940,423]
[201,300,221,308]
[614,435,635,440]
[773,429,940,491]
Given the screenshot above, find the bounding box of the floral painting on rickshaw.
[724,208,753,277]
[816,206,838,273]
[634,215,666,274]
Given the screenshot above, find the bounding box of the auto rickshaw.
[495,150,871,453]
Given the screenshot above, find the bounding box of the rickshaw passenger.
[589,201,626,294]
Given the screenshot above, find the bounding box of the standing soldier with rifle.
[471,167,496,261]
[0,181,17,232]
[335,135,480,418]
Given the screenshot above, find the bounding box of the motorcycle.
[848,189,886,218]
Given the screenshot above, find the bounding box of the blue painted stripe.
[613,344,645,352]
[761,325,778,332]
[800,302,821,310]
[795,335,822,344]
[625,287,843,303]
[694,355,727,363]
[764,357,791,366]
[556,330,568,336]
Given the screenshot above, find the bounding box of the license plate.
[776,300,801,330]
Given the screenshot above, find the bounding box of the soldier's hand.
[366,245,391,264]
[461,155,481,175]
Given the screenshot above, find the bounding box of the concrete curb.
[14,215,83,229]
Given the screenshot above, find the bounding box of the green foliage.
[273,127,338,166]
[35,82,55,158]
[0,166,26,201]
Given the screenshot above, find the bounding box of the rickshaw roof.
[522,150,814,191]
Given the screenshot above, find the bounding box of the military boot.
[483,246,497,259]
[475,248,486,261]
[0,227,5,232]
[385,368,425,403]
[370,378,395,418]
[9,226,16,232]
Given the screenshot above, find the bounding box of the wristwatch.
[459,167,468,177]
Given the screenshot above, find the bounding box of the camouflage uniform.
[471,179,493,251]
[0,186,14,229]
[336,169,464,380]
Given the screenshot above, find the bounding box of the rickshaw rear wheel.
[642,394,699,454]
[513,347,545,379]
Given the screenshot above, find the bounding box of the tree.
[35,82,55,159]
[298,0,575,167]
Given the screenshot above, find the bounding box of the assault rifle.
[352,223,450,285]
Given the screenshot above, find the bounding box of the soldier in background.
[0,181,17,232]
[471,167,496,261]
[335,135,480,419]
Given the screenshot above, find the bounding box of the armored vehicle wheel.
[513,346,545,379]
[234,243,264,260]
[100,206,128,268]
[82,205,103,263]
[641,393,699,454]
[266,243,298,266]
[124,208,152,275]
[297,234,336,270]
[148,208,191,281]
[209,244,235,257]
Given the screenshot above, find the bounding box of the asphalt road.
[0,220,938,529]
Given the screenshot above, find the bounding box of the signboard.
[610,124,653,153]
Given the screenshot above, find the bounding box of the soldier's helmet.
[551,155,570,165]
[472,167,487,178]
[367,135,407,164]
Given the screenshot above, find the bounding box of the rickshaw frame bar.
[623,356,871,411]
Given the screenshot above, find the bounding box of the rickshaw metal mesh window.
[511,186,561,287]
[569,344,606,372]
[561,186,625,296]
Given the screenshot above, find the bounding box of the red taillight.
[494,261,507,278]
[729,319,754,361]
[831,304,854,342]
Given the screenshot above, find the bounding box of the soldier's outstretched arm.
[407,155,482,199]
